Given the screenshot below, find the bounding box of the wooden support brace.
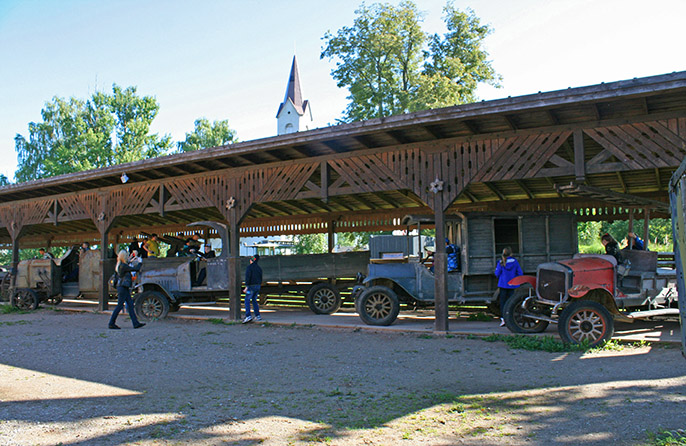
[433,194,449,333]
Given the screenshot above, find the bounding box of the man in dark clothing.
[243,254,263,323]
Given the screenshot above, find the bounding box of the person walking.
[494,247,523,327]
[108,249,146,330]
[242,254,263,323]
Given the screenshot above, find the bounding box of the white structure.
[276,55,312,135]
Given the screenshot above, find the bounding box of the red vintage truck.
[504,249,677,346]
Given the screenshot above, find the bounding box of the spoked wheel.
[134,290,170,321]
[558,300,614,347]
[0,273,12,302]
[12,288,40,311]
[306,283,342,314]
[503,285,549,333]
[355,285,400,326]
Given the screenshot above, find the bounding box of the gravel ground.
[0,309,685,446]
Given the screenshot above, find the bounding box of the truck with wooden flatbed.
[352,212,578,326]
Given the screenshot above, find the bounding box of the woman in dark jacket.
[601,233,624,263]
[109,249,145,329]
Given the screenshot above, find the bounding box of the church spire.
[276,55,311,135]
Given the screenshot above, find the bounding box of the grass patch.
[484,334,651,352]
[483,334,588,352]
[0,304,27,315]
[647,429,686,445]
[0,319,30,326]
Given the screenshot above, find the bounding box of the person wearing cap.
[446,238,460,272]
[243,254,263,323]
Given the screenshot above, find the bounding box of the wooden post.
[643,208,650,251]
[573,130,585,182]
[99,229,109,311]
[628,209,634,249]
[227,209,242,321]
[433,196,449,333]
[327,220,335,254]
[9,235,21,299]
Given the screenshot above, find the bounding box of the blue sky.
[1,0,685,181]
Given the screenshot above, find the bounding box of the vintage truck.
[134,221,371,320]
[8,248,115,310]
[504,249,677,346]
[352,212,578,325]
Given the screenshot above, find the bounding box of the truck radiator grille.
[537,269,567,301]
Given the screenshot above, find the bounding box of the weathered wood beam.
[546,177,563,197]
[462,119,480,135]
[384,130,408,145]
[641,97,650,115]
[503,114,518,131]
[592,103,602,121]
[547,109,559,125]
[616,171,627,193]
[352,135,371,149]
[515,180,535,199]
[483,182,506,200]
[573,129,586,182]
[462,190,478,203]
[655,168,662,190]
[422,125,445,139]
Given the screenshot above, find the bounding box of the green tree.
[177,118,238,152]
[293,234,327,254]
[14,84,171,182]
[0,175,9,186]
[321,1,500,122]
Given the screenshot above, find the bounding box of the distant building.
[276,55,312,135]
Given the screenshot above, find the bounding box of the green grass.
[483,334,589,352]
[647,430,686,445]
[483,334,650,353]
[0,304,27,314]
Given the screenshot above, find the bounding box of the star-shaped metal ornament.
[430,178,444,194]
[226,197,236,209]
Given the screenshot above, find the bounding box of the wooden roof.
[2,71,686,248]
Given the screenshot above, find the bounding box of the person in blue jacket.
[626,232,645,250]
[242,254,263,323]
[494,247,523,327]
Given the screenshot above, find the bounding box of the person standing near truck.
[495,247,523,327]
[243,254,263,323]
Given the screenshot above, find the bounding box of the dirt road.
[1,309,685,445]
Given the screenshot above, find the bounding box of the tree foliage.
[321,1,500,122]
[14,84,172,182]
[177,118,237,152]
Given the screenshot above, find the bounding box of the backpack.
[108,272,119,288]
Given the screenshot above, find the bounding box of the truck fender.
[566,286,632,323]
[508,275,536,288]
[134,282,177,304]
[362,276,411,298]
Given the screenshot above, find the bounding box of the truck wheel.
[12,288,39,311]
[306,283,342,314]
[503,285,549,333]
[356,286,400,326]
[135,291,170,320]
[558,300,614,347]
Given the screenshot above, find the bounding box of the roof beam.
[503,114,518,130]
[422,125,445,139]
[483,182,506,200]
[515,180,535,199]
[616,171,627,193]
[462,119,480,135]
[655,168,662,190]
